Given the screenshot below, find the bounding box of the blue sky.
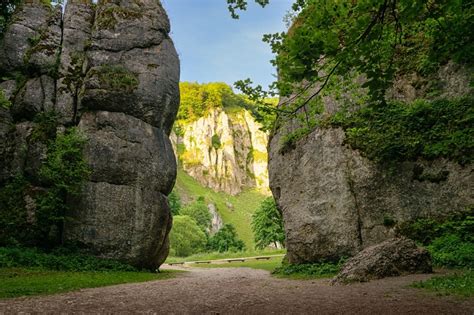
[160,0,292,88]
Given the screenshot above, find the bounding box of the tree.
[179,197,212,231]
[251,197,285,249]
[168,190,181,216]
[169,215,207,257]
[231,0,473,123]
[207,224,246,252]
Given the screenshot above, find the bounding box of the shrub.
[169,215,207,257]
[207,224,246,253]
[179,197,211,231]
[211,134,221,150]
[399,212,474,268]
[168,190,181,216]
[273,259,345,277]
[398,213,474,245]
[428,234,474,268]
[332,97,474,164]
[251,197,285,249]
[0,176,30,246]
[0,127,90,247]
[0,247,136,272]
[31,110,59,141]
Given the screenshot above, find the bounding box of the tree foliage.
[169,215,207,257]
[179,197,212,231]
[178,81,277,131]
[251,197,285,249]
[168,190,182,216]
[331,96,474,164]
[232,0,474,120]
[0,127,90,247]
[207,223,246,252]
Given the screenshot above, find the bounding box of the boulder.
[269,63,474,264]
[332,237,432,284]
[0,0,180,270]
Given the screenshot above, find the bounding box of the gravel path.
[1,266,473,314]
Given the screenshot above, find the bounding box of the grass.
[166,248,285,264]
[189,257,282,272]
[0,268,181,299]
[174,168,268,248]
[412,269,474,297]
[187,257,338,280]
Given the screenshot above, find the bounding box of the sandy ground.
[1,266,473,314]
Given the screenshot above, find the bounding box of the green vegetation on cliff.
[0,126,90,248]
[331,97,474,164]
[178,82,249,122]
[174,168,266,248]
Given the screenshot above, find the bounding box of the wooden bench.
[167,262,185,266]
[227,259,246,263]
[255,257,271,260]
[194,261,211,264]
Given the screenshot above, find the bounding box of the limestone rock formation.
[208,203,224,235]
[332,237,432,284]
[269,63,473,264]
[0,0,179,270]
[172,108,269,195]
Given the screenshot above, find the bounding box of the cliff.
[171,83,270,196]
[0,0,179,270]
[269,62,473,264]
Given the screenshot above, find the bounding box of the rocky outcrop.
[172,108,269,195]
[332,237,432,284]
[269,63,473,264]
[208,203,224,235]
[0,0,179,270]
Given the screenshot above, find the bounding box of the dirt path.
[1,266,473,314]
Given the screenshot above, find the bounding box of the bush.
[0,127,90,247]
[273,259,345,277]
[168,190,181,216]
[428,234,474,268]
[207,224,245,253]
[0,247,137,272]
[0,176,30,246]
[332,97,474,164]
[169,215,207,257]
[399,212,474,268]
[179,197,211,231]
[251,197,285,249]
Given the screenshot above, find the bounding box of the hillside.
[171,82,274,196]
[173,168,267,248]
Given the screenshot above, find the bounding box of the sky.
[160,0,293,89]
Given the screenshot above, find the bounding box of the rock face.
[172,108,269,195]
[207,203,224,235]
[0,0,179,270]
[269,63,473,264]
[332,237,432,284]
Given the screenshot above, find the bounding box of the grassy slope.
[0,268,181,299]
[174,168,267,248]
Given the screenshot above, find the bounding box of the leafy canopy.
[179,197,212,231]
[251,197,285,249]
[231,0,474,115]
[169,215,207,257]
[207,223,246,253]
